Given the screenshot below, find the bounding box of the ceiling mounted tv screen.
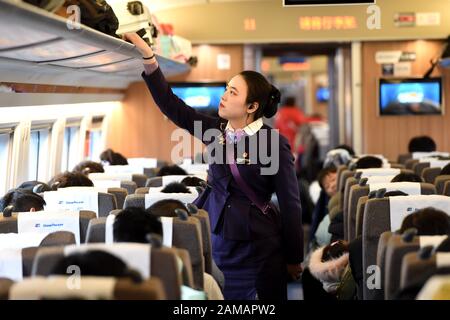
[379,78,443,116]
[170,82,226,117]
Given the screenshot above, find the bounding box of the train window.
[61,125,80,172]
[28,127,51,181]
[86,116,104,161]
[0,132,12,196]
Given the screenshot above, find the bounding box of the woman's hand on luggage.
[123,32,154,58]
[287,263,303,281]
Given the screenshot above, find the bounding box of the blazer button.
[227,205,231,208]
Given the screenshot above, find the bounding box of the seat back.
[362,194,450,300]
[124,193,198,209]
[348,181,433,241]
[384,234,447,300]
[98,192,117,216]
[412,162,430,176]
[444,180,450,197]
[343,176,358,241]
[146,177,163,187]
[6,277,166,300]
[400,252,440,292]
[422,167,442,184]
[131,174,148,188]
[405,159,419,170]
[376,231,393,299]
[416,275,450,300]
[85,215,205,290]
[0,211,95,243]
[106,188,128,210]
[120,181,137,195]
[32,245,182,299]
[435,175,450,194]
[136,187,150,194]
[397,154,411,165]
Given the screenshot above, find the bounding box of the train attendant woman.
[124,33,303,300]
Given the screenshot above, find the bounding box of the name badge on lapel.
[236,152,251,164]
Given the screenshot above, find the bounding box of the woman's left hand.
[287,263,303,281]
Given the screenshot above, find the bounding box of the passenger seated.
[393,207,450,299]
[48,172,94,190]
[100,148,128,166]
[309,166,337,247]
[113,207,223,300]
[146,199,187,218]
[397,207,450,235]
[51,250,142,281]
[161,182,191,194]
[308,240,356,300]
[113,207,163,244]
[440,163,450,175]
[391,172,423,182]
[181,176,205,187]
[73,160,104,175]
[156,165,187,177]
[353,156,383,169]
[408,136,436,153]
[17,181,52,193]
[0,189,46,216]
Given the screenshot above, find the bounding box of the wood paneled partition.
[361,40,450,161]
[106,45,244,162]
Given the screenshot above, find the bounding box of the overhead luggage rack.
[0,0,190,88]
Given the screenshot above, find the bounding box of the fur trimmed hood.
[308,246,349,284]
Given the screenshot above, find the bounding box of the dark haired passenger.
[48,172,94,190]
[100,148,128,165]
[354,156,383,169]
[161,182,191,194]
[156,165,188,177]
[17,180,52,193]
[0,189,46,216]
[73,160,104,175]
[408,136,436,153]
[391,172,423,183]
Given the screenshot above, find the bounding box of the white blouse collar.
[225,118,263,136]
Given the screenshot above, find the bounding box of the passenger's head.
[156,165,187,177]
[146,199,187,218]
[219,71,281,122]
[113,207,163,243]
[399,207,450,235]
[317,166,337,197]
[282,97,296,107]
[335,144,355,157]
[17,181,51,193]
[323,148,352,168]
[48,172,94,189]
[181,176,205,187]
[408,136,436,153]
[391,173,423,183]
[441,163,450,176]
[161,182,191,194]
[73,161,104,175]
[321,240,349,262]
[0,189,46,214]
[100,148,128,166]
[50,250,141,280]
[354,156,383,169]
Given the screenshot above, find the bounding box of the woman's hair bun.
[263,85,281,118]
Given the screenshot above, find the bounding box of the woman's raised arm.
[123,33,221,142]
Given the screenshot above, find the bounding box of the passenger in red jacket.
[274,97,306,152]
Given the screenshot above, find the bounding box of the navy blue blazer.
[142,68,303,264]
